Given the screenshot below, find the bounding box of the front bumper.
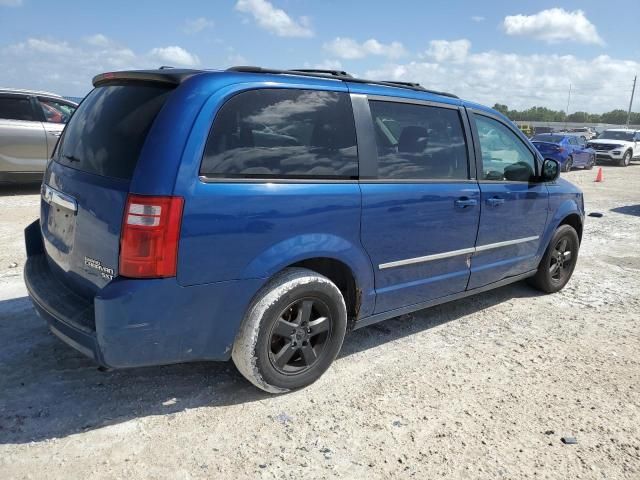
[24,220,265,368]
[594,150,624,161]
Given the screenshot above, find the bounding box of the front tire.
[619,150,631,167]
[232,268,347,393]
[528,225,579,293]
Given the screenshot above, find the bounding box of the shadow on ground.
[0,281,539,444]
[610,204,640,217]
[0,184,41,197]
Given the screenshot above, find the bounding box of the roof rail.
[382,81,425,90]
[226,66,458,98]
[289,68,353,78]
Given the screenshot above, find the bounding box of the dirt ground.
[0,165,639,479]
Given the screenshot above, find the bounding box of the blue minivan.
[24,67,584,392]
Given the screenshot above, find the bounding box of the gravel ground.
[0,166,639,479]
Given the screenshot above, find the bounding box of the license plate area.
[42,184,77,253]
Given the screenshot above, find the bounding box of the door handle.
[454,198,477,209]
[486,197,505,207]
[47,131,62,137]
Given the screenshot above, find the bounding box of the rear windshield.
[54,84,173,180]
[532,135,564,143]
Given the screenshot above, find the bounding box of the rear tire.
[619,150,631,167]
[232,268,347,393]
[563,156,573,172]
[528,224,579,293]
[584,154,595,170]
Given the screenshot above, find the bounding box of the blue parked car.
[24,67,584,392]
[531,133,596,172]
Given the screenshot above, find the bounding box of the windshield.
[597,130,634,141]
[532,135,564,143]
[54,83,173,179]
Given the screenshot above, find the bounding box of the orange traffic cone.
[594,167,603,183]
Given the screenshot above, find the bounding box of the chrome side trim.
[379,247,475,270]
[378,236,540,270]
[42,184,77,213]
[474,235,540,252]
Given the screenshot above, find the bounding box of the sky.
[0,0,638,113]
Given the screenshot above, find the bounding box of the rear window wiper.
[63,154,81,163]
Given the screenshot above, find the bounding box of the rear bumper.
[24,220,265,368]
[25,254,104,364]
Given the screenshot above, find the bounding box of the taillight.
[119,195,184,278]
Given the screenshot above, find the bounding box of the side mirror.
[541,158,560,182]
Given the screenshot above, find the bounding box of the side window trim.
[199,87,359,182]
[469,109,542,182]
[361,94,473,182]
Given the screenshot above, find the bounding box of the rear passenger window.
[369,100,468,180]
[0,96,35,121]
[201,89,358,179]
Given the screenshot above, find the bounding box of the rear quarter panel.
[172,79,376,318]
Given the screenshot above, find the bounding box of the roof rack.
[226,66,458,99]
[288,68,353,78]
[382,81,425,90]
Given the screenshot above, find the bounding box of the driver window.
[474,114,536,182]
[38,98,76,124]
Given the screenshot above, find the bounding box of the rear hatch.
[41,81,175,297]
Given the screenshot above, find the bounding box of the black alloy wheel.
[268,297,332,375]
[549,237,574,284]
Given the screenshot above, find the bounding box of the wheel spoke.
[563,250,572,261]
[549,262,559,275]
[274,343,297,368]
[557,239,567,253]
[273,318,297,338]
[299,299,313,324]
[300,344,317,365]
[308,316,330,336]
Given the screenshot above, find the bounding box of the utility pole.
[627,75,637,128]
[565,83,571,130]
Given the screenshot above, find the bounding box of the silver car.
[0,88,78,183]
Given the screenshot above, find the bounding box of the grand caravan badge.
[84,256,115,280]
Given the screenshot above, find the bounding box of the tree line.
[492,104,640,125]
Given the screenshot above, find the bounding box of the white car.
[0,88,77,183]
[587,129,640,167]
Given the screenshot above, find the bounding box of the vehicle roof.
[92,67,508,114]
[0,87,63,98]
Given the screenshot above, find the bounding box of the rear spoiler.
[92,69,202,87]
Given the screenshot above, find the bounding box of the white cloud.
[503,8,604,45]
[17,38,73,55]
[183,17,214,34]
[0,0,23,6]
[85,34,111,47]
[0,36,200,95]
[471,16,485,22]
[324,37,406,60]
[314,59,343,71]
[425,39,470,63]
[365,41,639,113]
[235,0,313,38]
[149,46,200,67]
